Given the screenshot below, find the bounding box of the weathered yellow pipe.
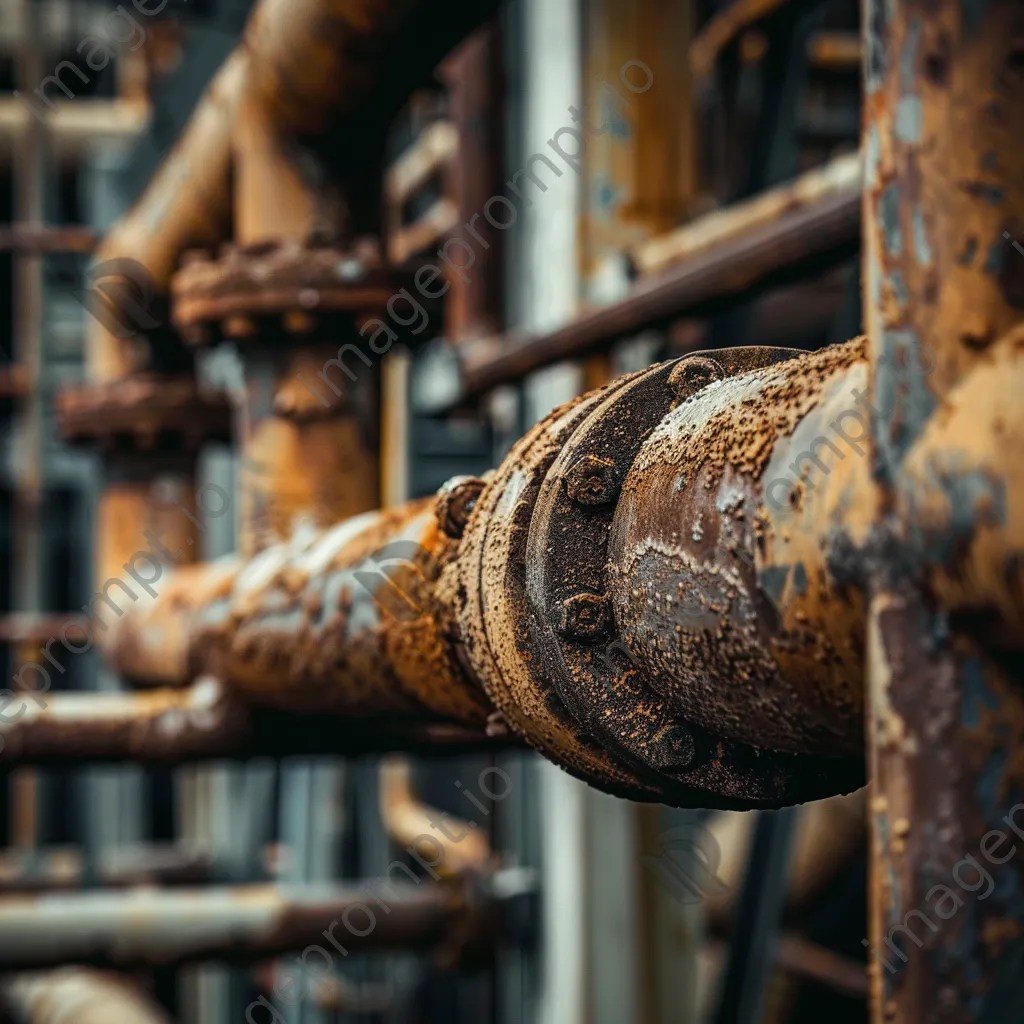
[89,0,502,381]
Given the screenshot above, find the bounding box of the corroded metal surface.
[0,678,250,764]
[67,345,885,804]
[192,499,490,723]
[861,1,1024,1021]
[455,346,867,808]
[236,350,380,554]
[611,341,870,760]
[104,558,241,683]
[893,322,1024,644]
[55,374,231,453]
[1,969,172,1024]
[107,500,489,722]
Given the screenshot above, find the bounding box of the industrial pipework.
[20,341,889,808]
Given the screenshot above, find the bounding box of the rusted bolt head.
[564,454,619,507]
[557,592,611,641]
[668,356,724,400]
[652,724,696,771]
[436,475,487,539]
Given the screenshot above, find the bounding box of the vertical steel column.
[862,0,1024,1020]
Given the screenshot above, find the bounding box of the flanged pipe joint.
[89,342,881,807]
[454,342,873,809]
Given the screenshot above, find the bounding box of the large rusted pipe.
[0,969,172,1024]
[861,1,1024,1020]
[84,347,873,807]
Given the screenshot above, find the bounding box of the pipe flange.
[458,348,864,807]
[171,238,425,347]
[456,371,662,800]
[56,374,232,455]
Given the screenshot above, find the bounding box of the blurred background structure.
[0,0,1020,1021]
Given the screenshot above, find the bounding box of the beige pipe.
[379,756,491,876]
[1,969,172,1024]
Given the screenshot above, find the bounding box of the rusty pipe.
[38,335,1024,817]
[43,331,1024,814]
[0,969,172,1024]
[0,677,507,765]
[90,0,502,380]
[88,347,873,806]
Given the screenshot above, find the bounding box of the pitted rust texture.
[56,374,232,453]
[456,349,865,808]
[171,238,418,347]
[894,322,1024,647]
[2,969,173,1024]
[435,475,489,539]
[454,379,654,798]
[609,341,869,761]
[191,499,490,723]
[104,557,242,684]
[866,591,1024,1022]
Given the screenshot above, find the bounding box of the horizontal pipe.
[104,497,492,722]
[0,678,512,766]
[0,873,523,969]
[27,348,868,805]
[34,340,1024,808]
[0,225,99,254]
[450,185,860,406]
[0,842,215,893]
[630,150,860,278]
